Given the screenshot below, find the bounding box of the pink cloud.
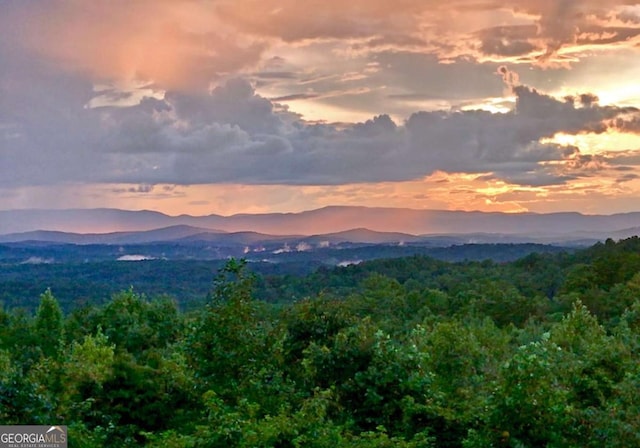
[4,1,265,92]
[4,0,639,96]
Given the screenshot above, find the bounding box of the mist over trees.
[1,238,640,446]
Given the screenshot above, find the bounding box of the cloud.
[3,1,640,200]
[504,1,640,65]
[497,66,521,91]
[216,0,424,43]
[167,79,285,134]
[606,150,640,167]
[612,115,640,133]
[271,93,321,102]
[3,67,639,190]
[617,173,639,183]
[217,0,640,67]
[4,0,638,101]
[216,0,638,56]
[477,25,540,57]
[1,0,265,92]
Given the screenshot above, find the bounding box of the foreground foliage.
[1,238,640,446]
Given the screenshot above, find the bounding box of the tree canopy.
[1,237,639,446]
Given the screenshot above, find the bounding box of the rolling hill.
[1,206,639,243]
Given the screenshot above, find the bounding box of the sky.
[3,1,640,216]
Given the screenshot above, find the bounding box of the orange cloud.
[9,0,264,92]
[5,165,640,218]
[219,0,640,66]
[5,0,639,96]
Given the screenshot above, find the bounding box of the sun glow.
[596,83,640,107]
[542,131,640,155]
[460,97,514,114]
[274,99,378,123]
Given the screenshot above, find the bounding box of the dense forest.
[1,237,640,446]
[0,243,567,313]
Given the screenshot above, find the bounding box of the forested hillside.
[0,243,567,312]
[1,238,640,446]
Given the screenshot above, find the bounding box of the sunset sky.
[3,1,640,216]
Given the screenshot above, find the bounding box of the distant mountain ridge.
[310,228,424,244]
[0,226,422,246]
[1,206,640,240]
[0,225,222,245]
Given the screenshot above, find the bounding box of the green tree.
[481,333,571,447]
[0,349,52,425]
[188,259,274,399]
[34,289,63,359]
[94,289,181,357]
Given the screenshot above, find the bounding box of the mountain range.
[0,226,426,246]
[1,206,639,245]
